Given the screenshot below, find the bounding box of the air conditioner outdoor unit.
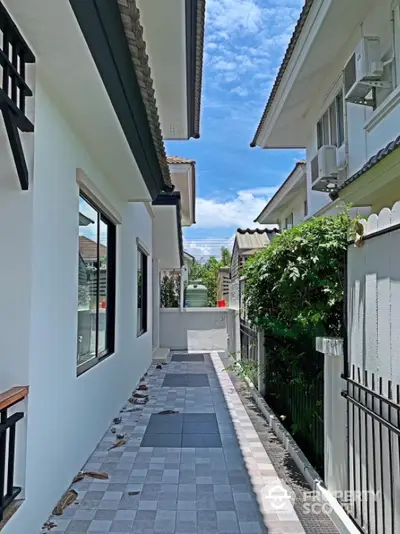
[311,146,338,192]
[344,37,389,106]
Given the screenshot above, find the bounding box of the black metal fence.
[0,401,24,520]
[264,361,324,476]
[239,320,258,364]
[342,366,400,534]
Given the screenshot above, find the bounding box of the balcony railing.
[0,386,28,521]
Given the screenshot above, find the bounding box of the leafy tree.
[187,247,232,306]
[242,212,352,459]
[221,246,231,266]
[243,212,351,341]
[160,274,179,308]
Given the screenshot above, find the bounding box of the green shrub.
[243,212,351,377]
[243,212,351,337]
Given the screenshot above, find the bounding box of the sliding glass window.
[137,247,148,336]
[77,193,116,373]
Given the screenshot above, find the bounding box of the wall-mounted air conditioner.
[311,146,338,192]
[344,37,390,106]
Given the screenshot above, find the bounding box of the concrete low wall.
[160,308,229,351]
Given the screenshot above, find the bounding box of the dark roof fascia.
[185,0,204,139]
[69,0,169,200]
[337,135,400,193]
[152,192,184,267]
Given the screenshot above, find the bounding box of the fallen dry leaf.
[108,439,126,451]
[84,471,109,480]
[72,473,85,484]
[52,489,78,516]
[158,410,179,415]
[42,521,57,531]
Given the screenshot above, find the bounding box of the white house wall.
[3,80,154,534]
[277,191,307,228]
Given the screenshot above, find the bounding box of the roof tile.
[338,135,400,191]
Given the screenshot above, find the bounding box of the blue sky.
[166,0,305,259]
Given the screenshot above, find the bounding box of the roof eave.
[250,0,315,148]
[70,0,173,198]
[152,192,184,267]
[185,0,205,139]
[254,162,306,223]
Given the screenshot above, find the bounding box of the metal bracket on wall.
[0,103,29,190]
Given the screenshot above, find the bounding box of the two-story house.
[251,0,400,217]
[0,1,205,532]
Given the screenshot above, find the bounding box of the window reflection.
[77,194,115,370]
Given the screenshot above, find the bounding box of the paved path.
[43,352,305,533]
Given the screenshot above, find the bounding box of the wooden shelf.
[0,387,29,412]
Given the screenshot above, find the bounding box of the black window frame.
[77,192,116,376]
[137,246,148,337]
[285,213,294,229]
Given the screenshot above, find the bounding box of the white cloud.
[231,86,249,97]
[208,0,264,35]
[205,0,304,107]
[194,186,279,230]
[183,236,235,260]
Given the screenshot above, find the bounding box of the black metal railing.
[0,1,35,190]
[264,361,324,475]
[239,320,258,364]
[342,366,400,534]
[0,387,27,521]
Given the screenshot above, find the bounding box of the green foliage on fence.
[242,212,352,473]
[243,212,351,340]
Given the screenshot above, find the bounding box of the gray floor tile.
[140,433,182,448]
[183,421,219,434]
[183,413,217,423]
[171,354,205,362]
[162,374,209,387]
[41,352,311,534]
[146,421,183,435]
[181,433,222,448]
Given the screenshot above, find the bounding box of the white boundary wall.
[160,309,229,352]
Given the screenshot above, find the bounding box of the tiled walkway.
[43,352,306,533]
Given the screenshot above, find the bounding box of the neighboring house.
[251,0,400,217]
[255,161,308,228]
[217,266,230,303]
[230,228,279,280]
[250,2,400,530]
[255,161,370,227]
[0,1,205,533]
[183,250,196,265]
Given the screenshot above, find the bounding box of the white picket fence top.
[358,200,400,236]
